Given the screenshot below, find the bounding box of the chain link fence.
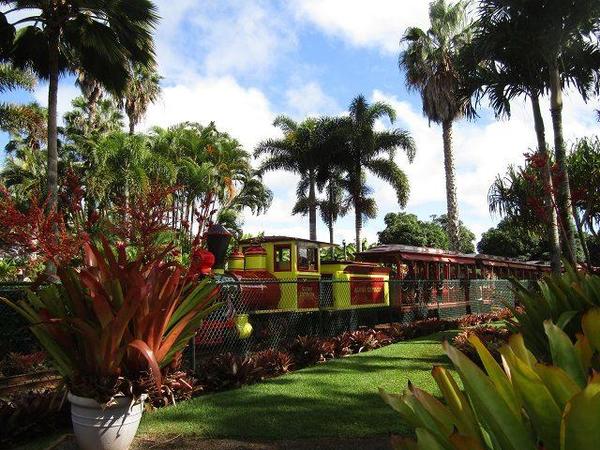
[188,278,523,366]
[0,279,525,365]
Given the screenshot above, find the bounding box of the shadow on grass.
[140,332,455,440]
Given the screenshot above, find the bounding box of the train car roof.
[358,244,550,269]
[238,235,336,247]
[358,244,477,264]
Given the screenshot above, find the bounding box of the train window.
[274,245,291,272]
[297,244,318,272]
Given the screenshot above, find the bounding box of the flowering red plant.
[110,185,178,255]
[0,186,87,267]
[0,184,220,402]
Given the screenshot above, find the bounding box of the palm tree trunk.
[573,209,592,269]
[549,61,577,265]
[129,117,135,135]
[354,201,362,253]
[531,93,561,274]
[329,181,335,258]
[47,32,60,210]
[442,120,460,251]
[329,225,334,256]
[308,170,317,241]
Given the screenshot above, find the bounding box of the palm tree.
[318,174,350,250]
[0,63,45,143]
[255,116,322,241]
[466,3,564,271]
[313,116,352,250]
[3,0,158,210]
[343,95,416,252]
[1,145,47,203]
[538,1,600,262]
[399,0,474,251]
[472,0,600,266]
[121,63,161,134]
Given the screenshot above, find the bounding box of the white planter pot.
[68,392,146,450]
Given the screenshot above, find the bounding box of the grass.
[139,329,458,440]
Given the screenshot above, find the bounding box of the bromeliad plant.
[509,266,600,361]
[2,236,219,402]
[0,187,220,403]
[381,308,600,450]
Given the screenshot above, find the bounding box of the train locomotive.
[195,230,391,349]
[195,228,557,350]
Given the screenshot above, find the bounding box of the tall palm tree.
[121,63,161,134]
[399,0,474,251]
[313,116,352,250]
[255,116,322,241]
[472,0,600,265]
[538,0,600,262]
[343,95,416,252]
[466,3,563,271]
[2,0,158,210]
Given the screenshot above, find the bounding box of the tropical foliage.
[378,212,475,253]
[1,0,159,211]
[488,140,600,266]
[0,188,220,402]
[509,267,600,361]
[400,0,474,251]
[381,308,600,450]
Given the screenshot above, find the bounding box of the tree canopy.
[377,212,475,253]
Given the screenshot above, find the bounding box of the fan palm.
[1,0,158,210]
[399,0,474,251]
[342,95,416,252]
[255,116,322,241]
[121,62,161,134]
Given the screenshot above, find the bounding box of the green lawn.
[139,330,458,440]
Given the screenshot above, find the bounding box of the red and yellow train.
[195,231,552,346]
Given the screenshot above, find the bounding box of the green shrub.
[510,266,600,361]
[381,307,600,450]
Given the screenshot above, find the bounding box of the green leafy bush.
[381,308,600,450]
[510,266,600,360]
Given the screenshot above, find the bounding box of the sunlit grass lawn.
[139,329,458,440]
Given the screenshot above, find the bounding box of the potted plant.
[0,187,220,450]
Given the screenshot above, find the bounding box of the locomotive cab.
[236,236,333,311]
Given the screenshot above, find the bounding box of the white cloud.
[154,0,297,81]
[366,89,599,245]
[33,82,81,124]
[285,81,340,117]
[142,76,278,151]
[295,0,429,54]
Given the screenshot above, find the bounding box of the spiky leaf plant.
[381,307,600,450]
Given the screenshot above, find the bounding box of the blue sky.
[2,0,599,247]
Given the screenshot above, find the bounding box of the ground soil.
[46,434,397,450]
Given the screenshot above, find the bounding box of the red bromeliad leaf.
[155,287,219,363]
[128,339,162,390]
[79,271,114,328]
